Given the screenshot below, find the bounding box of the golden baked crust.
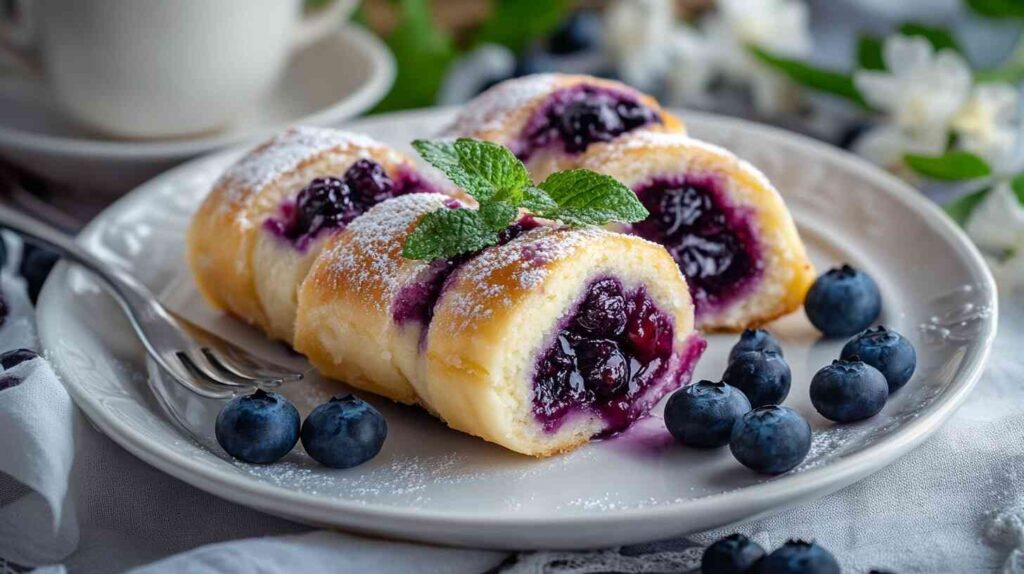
[443,73,684,180]
[186,127,416,339]
[577,132,816,331]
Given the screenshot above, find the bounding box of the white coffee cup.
[0,0,354,138]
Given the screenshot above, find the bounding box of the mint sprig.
[403,138,649,261]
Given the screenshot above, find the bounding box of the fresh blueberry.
[841,326,916,393]
[20,244,60,304]
[0,374,22,392]
[701,533,765,574]
[804,264,882,337]
[574,338,629,399]
[810,359,888,423]
[0,348,39,369]
[665,380,751,448]
[301,394,387,469]
[729,328,783,363]
[215,389,300,464]
[722,350,791,408]
[730,406,811,475]
[758,540,840,574]
[547,11,603,55]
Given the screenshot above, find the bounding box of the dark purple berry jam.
[531,278,704,435]
[264,161,431,251]
[630,174,762,317]
[519,85,661,158]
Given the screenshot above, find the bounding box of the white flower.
[853,35,972,167]
[700,0,812,114]
[604,0,676,92]
[665,26,716,107]
[965,181,1024,289]
[952,83,1021,170]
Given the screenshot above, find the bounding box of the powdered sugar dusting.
[443,74,562,138]
[442,226,611,332]
[318,193,455,312]
[216,126,382,197]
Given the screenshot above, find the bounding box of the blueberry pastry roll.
[293,193,463,404]
[444,73,683,181]
[577,132,815,331]
[420,227,704,456]
[188,127,436,341]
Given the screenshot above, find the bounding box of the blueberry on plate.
[758,539,840,574]
[810,359,888,423]
[728,328,783,364]
[20,244,60,304]
[804,264,881,337]
[722,350,791,408]
[0,348,39,370]
[730,406,811,475]
[841,326,916,393]
[665,380,751,448]
[301,394,387,469]
[215,389,300,464]
[701,532,765,574]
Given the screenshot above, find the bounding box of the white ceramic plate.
[37,110,997,550]
[0,24,394,193]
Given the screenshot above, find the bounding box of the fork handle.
[0,203,168,322]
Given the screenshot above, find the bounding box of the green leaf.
[1012,173,1024,204]
[374,0,456,113]
[474,0,571,52]
[412,138,529,202]
[538,169,649,226]
[402,208,498,261]
[521,186,558,214]
[898,23,962,53]
[749,47,870,108]
[903,151,993,181]
[966,0,1024,17]
[857,35,886,70]
[945,188,990,225]
[479,201,519,232]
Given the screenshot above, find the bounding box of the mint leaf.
[402,208,498,261]
[750,47,870,109]
[479,201,519,232]
[412,138,529,202]
[857,35,885,70]
[945,188,990,226]
[538,169,648,226]
[904,151,992,180]
[522,186,558,213]
[899,23,962,54]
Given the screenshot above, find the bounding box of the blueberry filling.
[521,85,661,158]
[531,278,698,434]
[630,175,761,315]
[264,160,429,250]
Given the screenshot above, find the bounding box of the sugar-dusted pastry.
[187,127,437,341]
[576,132,815,331]
[443,73,684,180]
[295,206,704,455]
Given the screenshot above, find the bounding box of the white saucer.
[37,110,997,549]
[0,24,394,193]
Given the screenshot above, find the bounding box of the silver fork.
[0,204,303,400]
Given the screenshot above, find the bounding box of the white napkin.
[0,274,78,567]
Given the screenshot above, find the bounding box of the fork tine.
[177,351,283,391]
[204,347,305,382]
